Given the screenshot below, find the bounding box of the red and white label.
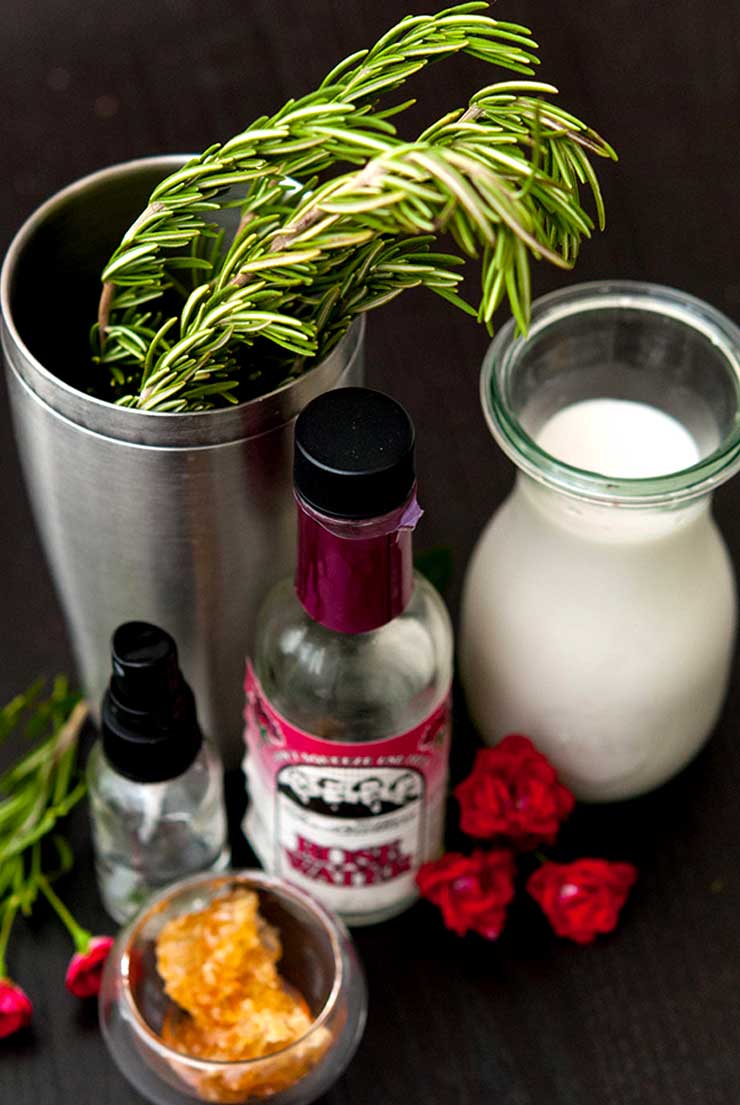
[242,663,451,918]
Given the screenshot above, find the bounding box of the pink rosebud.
[416,850,516,939]
[454,735,575,849]
[527,858,637,944]
[65,935,114,998]
[0,978,33,1038]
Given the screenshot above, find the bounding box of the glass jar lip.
[118,869,348,1071]
[481,280,740,506]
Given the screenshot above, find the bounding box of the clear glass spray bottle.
[243,387,453,926]
[87,622,229,922]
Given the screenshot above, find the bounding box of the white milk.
[460,398,736,801]
[536,399,699,477]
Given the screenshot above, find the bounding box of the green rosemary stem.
[0,680,89,974]
[92,4,615,412]
[37,876,91,954]
[0,900,18,978]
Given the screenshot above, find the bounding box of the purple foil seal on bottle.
[295,488,423,634]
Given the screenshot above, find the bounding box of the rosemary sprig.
[93,4,616,412]
[0,679,89,974]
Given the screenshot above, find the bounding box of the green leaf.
[415,547,454,594]
[0,682,87,941]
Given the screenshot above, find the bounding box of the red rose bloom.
[65,935,115,998]
[416,850,515,939]
[454,735,574,849]
[527,858,637,944]
[0,978,33,1038]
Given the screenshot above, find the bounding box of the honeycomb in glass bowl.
[155,887,330,1101]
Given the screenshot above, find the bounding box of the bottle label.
[242,662,451,918]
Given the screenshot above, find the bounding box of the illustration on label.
[242,663,451,917]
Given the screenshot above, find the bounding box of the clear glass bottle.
[243,388,453,926]
[88,622,229,923]
[460,282,740,801]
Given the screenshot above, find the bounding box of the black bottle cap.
[294,387,416,519]
[101,622,203,783]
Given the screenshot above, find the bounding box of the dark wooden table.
[3,2,740,1102]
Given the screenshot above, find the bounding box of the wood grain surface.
[2,2,740,1103]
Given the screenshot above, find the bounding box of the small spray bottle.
[87,621,229,922]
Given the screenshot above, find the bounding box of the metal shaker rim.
[1,154,365,448]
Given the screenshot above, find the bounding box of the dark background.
[2,2,740,1102]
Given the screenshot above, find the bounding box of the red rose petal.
[454,735,574,850]
[0,979,33,1038]
[527,859,637,943]
[417,850,516,940]
[65,935,115,998]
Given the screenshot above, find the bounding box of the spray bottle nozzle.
[102,621,202,783]
[110,622,181,710]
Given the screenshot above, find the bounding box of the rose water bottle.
[243,388,453,926]
[88,622,229,922]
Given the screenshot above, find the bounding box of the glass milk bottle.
[460,282,740,801]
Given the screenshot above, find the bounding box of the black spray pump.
[101,621,203,783]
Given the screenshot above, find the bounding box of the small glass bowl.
[99,871,367,1105]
